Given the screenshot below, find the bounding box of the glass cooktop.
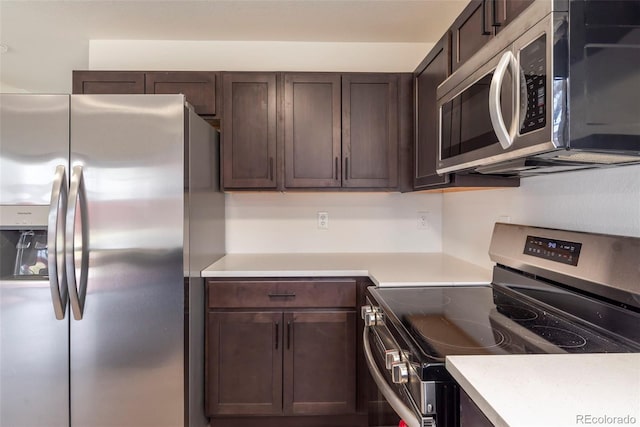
[368,279,640,364]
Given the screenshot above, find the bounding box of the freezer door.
[0,94,70,427]
[69,95,186,426]
[0,94,70,205]
[0,279,70,427]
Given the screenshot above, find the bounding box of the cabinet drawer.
[208,279,356,308]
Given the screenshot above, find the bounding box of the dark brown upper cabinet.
[414,34,520,191]
[145,71,218,116]
[72,71,145,95]
[451,0,535,72]
[284,73,342,188]
[226,72,409,191]
[493,0,536,34]
[221,72,278,190]
[342,74,399,189]
[72,70,219,117]
[414,34,451,189]
[451,0,495,72]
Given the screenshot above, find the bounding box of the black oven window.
[441,66,514,160]
[459,74,497,153]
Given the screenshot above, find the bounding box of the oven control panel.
[524,235,582,266]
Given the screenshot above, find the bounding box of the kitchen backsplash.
[443,165,640,269]
[225,191,442,253]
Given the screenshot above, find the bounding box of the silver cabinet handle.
[489,51,518,150]
[66,165,89,320]
[48,165,68,320]
[363,326,421,427]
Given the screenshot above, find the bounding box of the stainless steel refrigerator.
[0,94,225,427]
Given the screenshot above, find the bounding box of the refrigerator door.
[0,94,70,205]
[0,279,70,427]
[69,95,185,426]
[0,94,70,427]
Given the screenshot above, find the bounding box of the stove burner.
[497,304,538,321]
[406,316,506,353]
[531,326,587,349]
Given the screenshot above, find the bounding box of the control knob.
[391,361,409,384]
[361,305,384,326]
[384,350,401,370]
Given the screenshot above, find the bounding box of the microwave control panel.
[520,35,547,134]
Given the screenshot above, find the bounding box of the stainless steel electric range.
[364,223,640,427]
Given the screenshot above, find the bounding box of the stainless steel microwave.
[437,0,640,177]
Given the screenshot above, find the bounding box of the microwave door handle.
[66,165,89,320]
[363,326,421,427]
[489,51,518,149]
[48,165,68,320]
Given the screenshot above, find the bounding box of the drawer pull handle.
[268,293,296,298]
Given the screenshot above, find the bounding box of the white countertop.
[446,354,640,427]
[201,252,492,286]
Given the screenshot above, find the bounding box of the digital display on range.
[519,35,547,134]
[524,235,582,266]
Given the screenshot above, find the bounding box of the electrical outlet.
[317,212,329,229]
[417,211,429,230]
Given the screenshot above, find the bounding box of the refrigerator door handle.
[66,165,89,320]
[48,165,68,320]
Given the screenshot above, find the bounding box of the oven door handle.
[363,326,421,427]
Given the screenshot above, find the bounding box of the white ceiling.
[0,0,467,93]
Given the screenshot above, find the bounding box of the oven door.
[437,14,561,175]
[364,323,426,427]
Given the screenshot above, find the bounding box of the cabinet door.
[451,0,494,72]
[145,71,218,116]
[342,74,398,189]
[222,72,278,189]
[493,0,535,32]
[414,34,451,189]
[283,311,356,415]
[72,71,145,94]
[206,311,283,416]
[284,73,341,188]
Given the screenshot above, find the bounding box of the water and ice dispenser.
[0,229,48,278]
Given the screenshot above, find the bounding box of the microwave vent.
[553,152,640,164]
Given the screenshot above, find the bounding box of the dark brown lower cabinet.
[206,278,368,427]
[207,310,355,417]
[283,311,356,415]
[207,311,283,415]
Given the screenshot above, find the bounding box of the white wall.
[0,81,29,93]
[89,40,432,72]
[226,192,442,253]
[442,165,640,269]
